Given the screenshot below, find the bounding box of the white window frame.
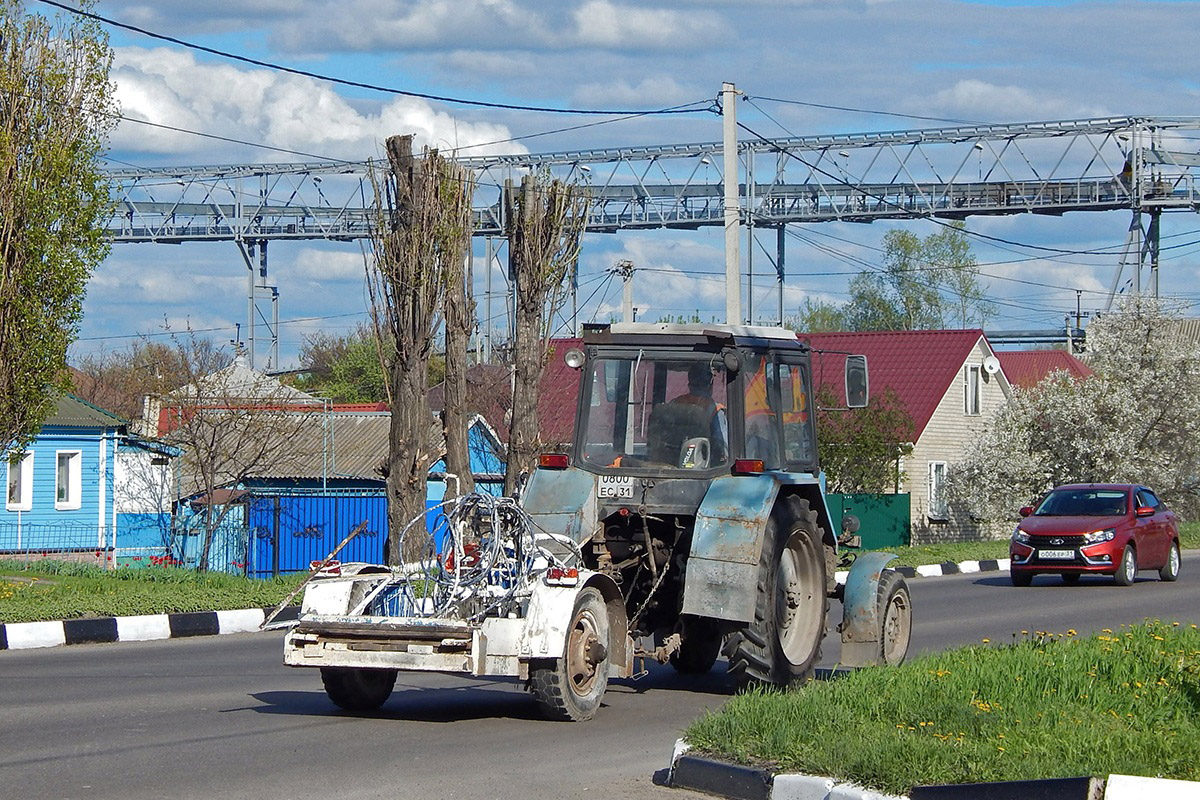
[55,450,82,511]
[964,364,982,416]
[928,460,949,521]
[6,451,33,512]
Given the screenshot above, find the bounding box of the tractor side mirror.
[845,355,869,408]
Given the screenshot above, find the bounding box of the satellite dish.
[983,356,1001,375]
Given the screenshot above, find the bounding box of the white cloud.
[573,76,692,108]
[572,1,721,50]
[287,249,367,282]
[930,79,1109,122]
[111,47,525,162]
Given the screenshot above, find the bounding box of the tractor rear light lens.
[539,453,569,469]
[545,567,580,586]
[732,459,765,475]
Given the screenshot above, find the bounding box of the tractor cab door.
[736,351,817,474]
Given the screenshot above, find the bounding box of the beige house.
[803,330,1013,544]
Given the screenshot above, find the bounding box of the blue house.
[2,394,176,566]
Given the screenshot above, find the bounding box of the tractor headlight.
[1083,528,1116,544]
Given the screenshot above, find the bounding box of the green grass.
[0,561,307,624]
[871,521,1200,569]
[686,621,1200,795]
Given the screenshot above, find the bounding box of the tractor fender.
[520,571,631,678]
[681,473,832,624]
[840,551,899,647]
[519,467,598,558]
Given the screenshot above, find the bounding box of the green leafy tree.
[950,296,1200,520]
[792,298,849,333]
[841,223,994,332]
[816,386,915,494]
[1,0,115,454]
[294,324,389,403]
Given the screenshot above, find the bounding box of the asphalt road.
[3,559,1198,800]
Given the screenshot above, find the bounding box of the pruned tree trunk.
[369,134,475,564]
[441,179,477,501]
[504,173,590,495]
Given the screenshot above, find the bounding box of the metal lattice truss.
[105,116,1200,244]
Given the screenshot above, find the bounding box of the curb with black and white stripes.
[667,740,1200,800]
[0,606,299,651]
[834,558,1009,586]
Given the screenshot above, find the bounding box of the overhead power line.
[36,0,711,117]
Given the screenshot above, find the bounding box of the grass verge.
[0,561,307,624]
[685,621,1200,795]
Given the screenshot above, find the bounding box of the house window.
[964,365,981,416]
[6,451,33,512]
[55,450,82,511]
[928,460,949,520]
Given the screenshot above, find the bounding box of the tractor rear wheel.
[320,667,397,711]
[724,495,827,688]
[529,587,610,721]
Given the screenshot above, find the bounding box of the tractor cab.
[570,322,822,479]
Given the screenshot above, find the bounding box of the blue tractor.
[519,322,912,717]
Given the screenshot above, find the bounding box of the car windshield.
[1034,489,1128,517]
[578,355,729,471]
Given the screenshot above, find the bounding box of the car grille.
[1029,535,1087,547]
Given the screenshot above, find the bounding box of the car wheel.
[1113,545,1137,587]
[1159,542,1181,582]
[1061,573,1080,585]
[1010,571,1032,587]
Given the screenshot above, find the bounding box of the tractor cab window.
[579,355,729,472]
[741,354,815,471]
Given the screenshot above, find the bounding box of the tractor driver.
[669,362,728,463]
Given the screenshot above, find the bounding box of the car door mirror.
[1135,505,1155,517]
[1018,506,1033,517]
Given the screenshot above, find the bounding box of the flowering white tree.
[950,296,1200,521]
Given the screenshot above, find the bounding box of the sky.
[50,0,1200,369]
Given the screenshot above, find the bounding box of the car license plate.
[597,475,635,499]
[1038,549,1074,560]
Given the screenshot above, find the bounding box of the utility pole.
[722,82,741,325]
[616,259,636,323]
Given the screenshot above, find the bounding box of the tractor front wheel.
[724,496,828,688]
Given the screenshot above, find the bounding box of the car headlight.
[1012,528,1031,544]
[1083,528,1116,544]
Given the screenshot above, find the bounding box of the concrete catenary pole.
[722,82,741,325]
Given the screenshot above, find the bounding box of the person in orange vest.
[669,362,728,463]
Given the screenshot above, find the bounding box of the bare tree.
[157,339,322,571]
[368,135,475,563]
[503,172,590,495]
[441,174,478,500]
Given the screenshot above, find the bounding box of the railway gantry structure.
[104,116,1200,368]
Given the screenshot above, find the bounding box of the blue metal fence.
[246,493,389,578]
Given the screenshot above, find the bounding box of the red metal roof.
[997,350,1092,390]
[801,329,988,439]
[427,338,582,447]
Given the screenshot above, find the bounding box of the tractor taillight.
[545,566,580,586]
[731,458,765,475]
[539,453,569,469]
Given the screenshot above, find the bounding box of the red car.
[1009,483,1181,586]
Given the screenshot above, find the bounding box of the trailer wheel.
[529,587,610,721]
[877,571,912,666]
[320,667,397,711]
[671,617,723,674]
[724,495,827,688]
